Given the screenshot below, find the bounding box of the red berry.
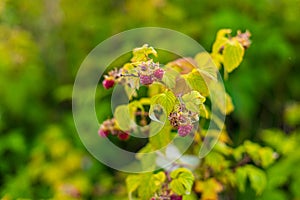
[140,75,153,85]
[102,78,115,89]
[170,195,182,200]
[178,124,193,137]
[118,131,130,140]
[98,129,109,137]
[153,68,164,80]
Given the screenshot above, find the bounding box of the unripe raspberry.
[178,124,193,137]
[102,78,115,89]
[153,68,164,80]
[140,75,153,85]
[118,131,130,140]
[98,129,109,137]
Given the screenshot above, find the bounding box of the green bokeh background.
[0,0,299,199]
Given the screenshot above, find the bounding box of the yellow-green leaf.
[184,70,209,97]
[150,90,176,115]
[223,39,244,73]
[182,91,206,113]
[170,168,195,195]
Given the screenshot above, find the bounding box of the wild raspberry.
[102,78,115,89]
[118,131,130,140]
[140,65,147,71]
[98,129,109,137]
[140,75,153,85]
[170,195,183,200]
[153,68,164,80]
[178,124,193,137]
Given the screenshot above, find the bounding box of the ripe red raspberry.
[98,129,109,137]
[153,68,164,80]
[170,195,183,200]
[118,131,130,140]
[102,78,115,89]
[140,75,153,85]
[178,124,193,137]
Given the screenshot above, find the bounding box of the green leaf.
[205,151,226,172]
[223,39,244,73]
[170,168,195,195]
[126,175,142,199]
[212,29,231,54]
[236,165,267,195]
[137,172,166,200]
[149,121,173,149]
[183,70,209,97]
[182,91,205,113]
[161,66,180,89]
[235,167,248,192]
[150,90,176,115]
[127,172,166,200]
[245,165,267,195]
[259,147,275,168]
[114,105,132,130]
[131,44,157,62]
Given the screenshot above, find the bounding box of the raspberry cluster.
[102,61,165,89]
[102,68,123,89]
[98,118,130,140]
[168,104,199,137]
[138,61,165,85]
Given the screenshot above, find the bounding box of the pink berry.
[118,131,130,140]
[102,79,115,89]
[153,68,164,80]
[98,129,109,137]
[178,124,193,137]
[140,75,153,85]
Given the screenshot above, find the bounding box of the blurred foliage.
[0,0,299,199]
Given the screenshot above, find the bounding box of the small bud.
[178,124,193,137]
[102,78,115,89]
[118,131,130,140]
[140,75,153,85]
[153,68,164,80]
[98,129,109,137]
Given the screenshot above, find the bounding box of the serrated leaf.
[149,122,172,149]
[246,165,267,195]
[131,44,157,62]
[212,29,231,54]
[235,165,267,195]
[205,151,226,172]
[137,172,166,200]
[182,91,205,113]
[170,168,195,195]
[114,105,132,130]
[194,52,218,81]
[126,175,142,199]
[259,147,275,168]
[223,39,244,73]
[161,66,180,89]
[184,70,209,97]
[150,90,176,115]
[235,167,247,192]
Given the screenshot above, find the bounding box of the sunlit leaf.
[170,168,195,195]
[223,39,244,73]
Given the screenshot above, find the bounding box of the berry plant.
[98,29,277,200]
